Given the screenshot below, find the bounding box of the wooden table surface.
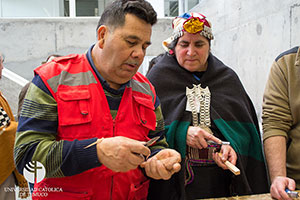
[203,190,300,200]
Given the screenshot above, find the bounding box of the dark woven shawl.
[146,53,269,199]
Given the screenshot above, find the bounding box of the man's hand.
[96,136,150,172]
[270,176,296,200]
[140,149,181,180]
[212,144,237,170]
[264,136,294,199]
[186,126,222,149]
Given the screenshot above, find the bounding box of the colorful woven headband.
[162,12,214,51]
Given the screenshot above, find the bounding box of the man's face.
[96,14,152,89]
[174,32,210,72]
[0,55,3,79]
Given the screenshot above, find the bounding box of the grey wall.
[0,76,23,117]
[1,0,300,119]
[191,0,300,121]
[0,17,171,80]
[0,17,100,80]
[0,17,171,114]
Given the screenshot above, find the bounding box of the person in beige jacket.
[262,46,300,200]
[0,53,29,199]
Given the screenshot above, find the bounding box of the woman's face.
[174,32,210,72]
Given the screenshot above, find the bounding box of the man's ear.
[97,26,107,49]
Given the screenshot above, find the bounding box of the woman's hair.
[167,37,211,55]
[167,38,179,53]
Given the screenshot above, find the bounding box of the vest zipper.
[110,119,116,200]
[110,176,114,200]
[113,119,116,136]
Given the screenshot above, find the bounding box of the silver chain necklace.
[186,84,211,129]
[186,84,213,158]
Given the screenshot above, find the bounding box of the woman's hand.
[141,149,181,180]
[213,144,237,170]
[186,126,221,149]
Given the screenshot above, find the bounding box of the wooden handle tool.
[219,153,240,175]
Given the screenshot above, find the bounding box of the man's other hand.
[140,149,181,180]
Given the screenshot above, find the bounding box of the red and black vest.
[33,54,157,200]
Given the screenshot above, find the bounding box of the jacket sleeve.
[14,75,101,178]
[148,96,169,155]
[262,60,292,140]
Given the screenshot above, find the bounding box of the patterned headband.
[162,12,214,51]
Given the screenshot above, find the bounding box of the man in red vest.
[14,0,181,199]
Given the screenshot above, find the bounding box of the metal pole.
[0,0,3,17]
[178,0,184,15]
[69,0,76,17]
[184,0,188,12]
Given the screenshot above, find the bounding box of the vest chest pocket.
[133,95,156,131]
[57,88,92,127]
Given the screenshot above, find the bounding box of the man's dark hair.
[96,0,157,31]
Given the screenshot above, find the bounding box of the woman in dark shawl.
[147,12,268,200]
